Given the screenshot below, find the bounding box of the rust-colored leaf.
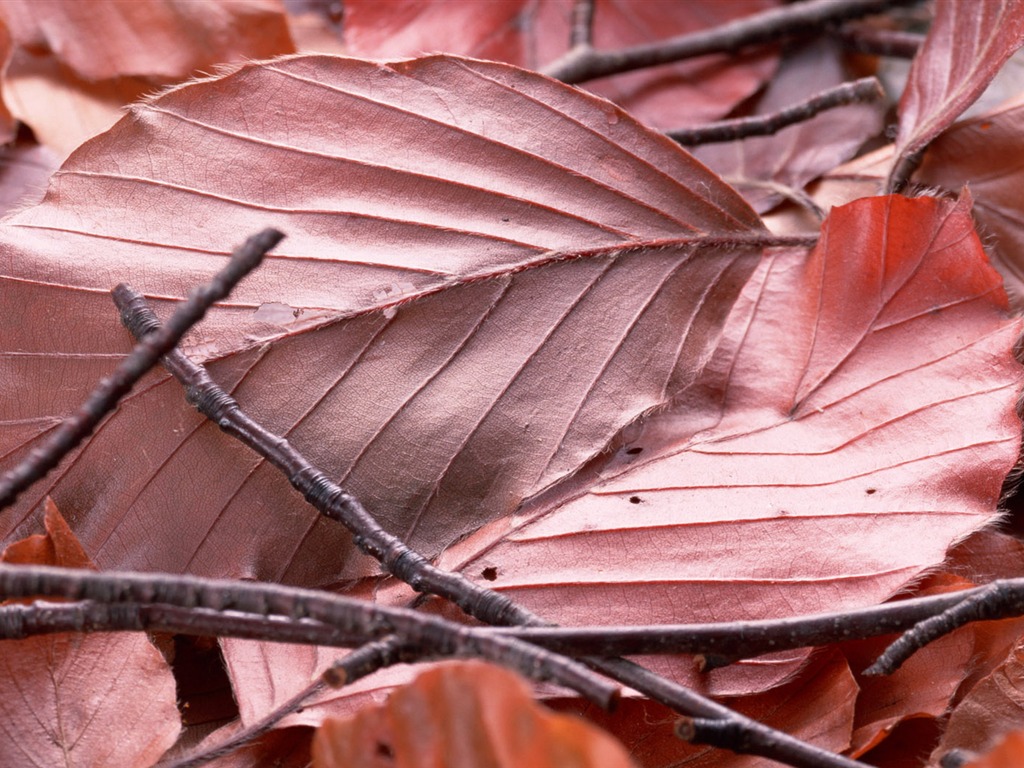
[915,95,1024,302]
[422,194,1023,695]
[894,0,1024,171]
[0,499,180,767]
[964,731,1024,768]
[340,0,779,129]
[311,661,638,768]
[0,0,295,154]
[936,635,1024,764]
[0,54,764,586]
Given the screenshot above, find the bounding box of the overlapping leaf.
[892,0,1024,179]
[0,54,766,584]
[312,661,638,768]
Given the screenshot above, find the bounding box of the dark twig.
[162,637,405,768]
[542,0,921,84]
[833,23,923,58]
[0,563,618,708]
[866,579,1024,676]
[569,0,596,48]
[0,582,983,660]
[0,228,284,512]
[668,77,884,146]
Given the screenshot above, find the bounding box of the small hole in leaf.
[625,446,643,455]
[866,488,877,495]
[481,566,498,581]
[778,509,789,516]
[629,496,642,504]
[376,742,395,759]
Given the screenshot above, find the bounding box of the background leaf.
[0,499,180,767]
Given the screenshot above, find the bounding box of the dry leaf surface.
[0,53,764,586]
[893,0,1024,174]
[340,0,779,129]
[0,499,180,767]
[312,661,639,768]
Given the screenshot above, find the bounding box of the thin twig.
[866,579,1024,676]
[832,23,923,58]
[161,637,405,768]
[0,228,284,512]
[668,77,884,146]
[542,0,921,84]
[569,0,596,48]
[0,563,618,708]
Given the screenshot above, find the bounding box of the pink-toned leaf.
[693,39,884,213]
[935,635,1024,764]
[340,0,779,129]
[0,499,180,767]
[311,661,638,768]
[0,0,295,154]
[0,54,764,586]
[894,0,1024,170]
[417,194,1022,695]
[915,95,1024,302]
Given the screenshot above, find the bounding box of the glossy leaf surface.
[0,54,764,584]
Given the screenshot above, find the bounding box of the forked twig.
[0,229,284,511]
[668,77,883,146]
[0,563,618,707]
[542,0,920,84]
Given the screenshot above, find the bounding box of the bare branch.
[833,22,923,58]
[543,0,922,84]
[668,77,884,146]
[0,563,618,707]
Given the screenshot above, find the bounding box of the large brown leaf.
[893,0,1024,176]
[340,0,779,129]
[0,54,765,584]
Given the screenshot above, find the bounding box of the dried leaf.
[0,54,765,587]
[915,95,1024,302]
[936,635,1024,763]
[964,731,1024,768]
[894,0,1024,171]
[311,661,638,768]
[423,194,1023,696]
[340,0,779,129]
[0,499,180,767]
[0,0,295,154]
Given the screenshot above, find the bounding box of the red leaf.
[0,499,180,767]
[915,95,1024,302]
[894,0,1024,167]
[340,0,779,129]
[0,54,765,586]
[964,731,1024,768]
[311,661,638,768]
[420,194,1022,696]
